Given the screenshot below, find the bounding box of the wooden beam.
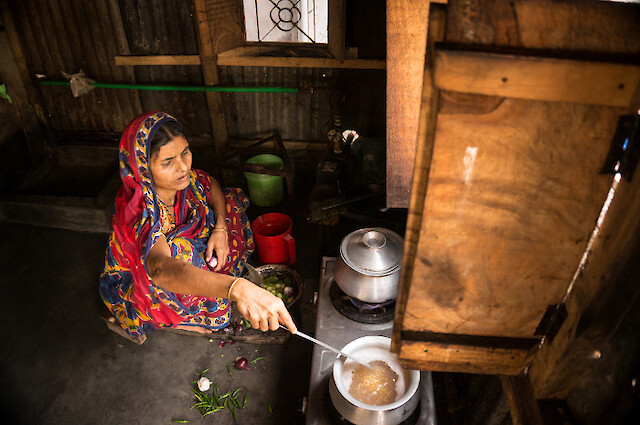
[114,54,385,69]
[500,375,544,425]
[114,55,202,66]
[105,0,143,122]
[0,193,111,233]
[392,3,446,354]
[397,339,534,376]
[328,0,346,60]
[435,48,640,108]
[218,55,384,69]
[193,0,228,156]
[386,0,430,208]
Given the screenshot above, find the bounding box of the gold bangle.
[212,227,227,232]
[227,277,242,301]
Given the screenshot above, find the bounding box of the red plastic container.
[252,213,296,265]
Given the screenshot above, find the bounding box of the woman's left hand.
[206,227,229,272]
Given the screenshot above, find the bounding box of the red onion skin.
[234,357,250,370]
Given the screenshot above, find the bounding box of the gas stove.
[305,257,436,425]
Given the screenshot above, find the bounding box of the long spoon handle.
[284,326,371,368]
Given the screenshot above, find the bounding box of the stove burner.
[329,280,395,324]
[323,376,421,425]
[349,297,395,313]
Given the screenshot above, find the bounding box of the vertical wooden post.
[391,3,446,355]
[500,375,544,425]
[386,0,430,208]
[328,0,346,60]
[193,0,229,156]
[106,0,143,118]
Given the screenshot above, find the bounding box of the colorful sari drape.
[99,111,254,337]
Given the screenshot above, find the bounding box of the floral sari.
[99,111,253,337]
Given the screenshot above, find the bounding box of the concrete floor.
[0,221,319,425]
[0,147,412,424]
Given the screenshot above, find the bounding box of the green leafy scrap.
[0,84,12,104]
[184,377,247,422]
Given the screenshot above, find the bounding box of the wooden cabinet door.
[390,0,640,376]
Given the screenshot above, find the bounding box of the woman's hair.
[150,120,186,158]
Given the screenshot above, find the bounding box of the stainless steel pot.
[334,227,404,303]
[329,336,421,425]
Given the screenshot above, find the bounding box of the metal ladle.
[281,326,373,369]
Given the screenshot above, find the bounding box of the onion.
[197,376,211,391]
[234,356,250,370]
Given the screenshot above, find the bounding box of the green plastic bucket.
[244,154,285,207]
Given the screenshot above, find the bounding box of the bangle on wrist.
[227,277,242,301]
[213,227,226,232]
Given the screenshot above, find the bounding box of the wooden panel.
[205,0,245,55]
[435,48,640,108]
[398,340,534,376]
[394,0,640,376]
[514,0,640,54]
[402,99,618,340]
[386,0,430,208]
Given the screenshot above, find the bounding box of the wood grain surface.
[399,339,534,376]
[386,0,430,208]
[402,98,618,338]
[394,0,640,376]
[435,48,640,108]
[500,374,544,425]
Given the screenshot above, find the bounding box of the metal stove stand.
[305,257,437,425]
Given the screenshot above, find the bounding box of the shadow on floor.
[0,221,316,425]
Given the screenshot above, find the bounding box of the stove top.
[305,257,437,425]
[329,280,397,324]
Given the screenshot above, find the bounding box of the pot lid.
[340,228,404,276]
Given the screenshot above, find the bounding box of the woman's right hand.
[230,278,297,334]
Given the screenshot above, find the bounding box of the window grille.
[243,0,328,43]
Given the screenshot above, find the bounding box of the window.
[243,0,329,43]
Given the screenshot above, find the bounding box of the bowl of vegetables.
[254,264,303,307]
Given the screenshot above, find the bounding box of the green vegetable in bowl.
[260,274,296,305]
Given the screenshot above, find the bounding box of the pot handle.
[283,233,296,265]
[363,230,386,250]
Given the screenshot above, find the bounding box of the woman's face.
[149,135,192,197]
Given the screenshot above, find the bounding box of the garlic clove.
[197,376,211,391]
